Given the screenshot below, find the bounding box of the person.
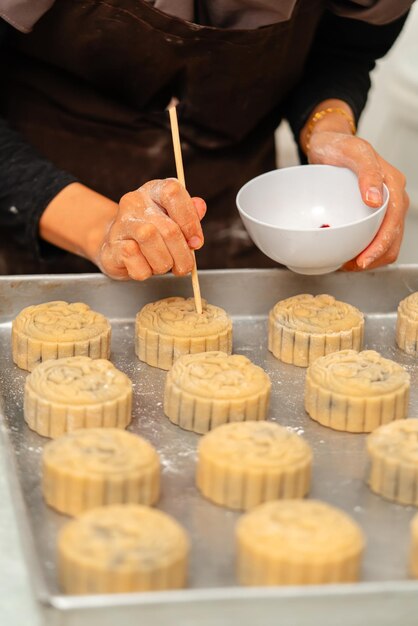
[0,0,412,279]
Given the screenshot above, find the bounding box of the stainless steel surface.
[1,268,418,626]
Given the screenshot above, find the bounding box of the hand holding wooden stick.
[168,102,203,314]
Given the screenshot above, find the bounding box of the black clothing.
[0,4,409,274]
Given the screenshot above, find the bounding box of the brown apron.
[1,0,325,274]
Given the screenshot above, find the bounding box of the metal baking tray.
[1,268,418,626]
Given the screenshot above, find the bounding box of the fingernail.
[365,187,382,205]
[360,257,373,269]
[188,236,203,250]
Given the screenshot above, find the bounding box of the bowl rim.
[236,164,389,233]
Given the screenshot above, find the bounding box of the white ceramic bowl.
[236,165,389,275]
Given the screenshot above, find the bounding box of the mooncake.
[164,351,271,433]
[268,294,364,367]
[135,297,232,370]
[237,500,364,585]
[24,356,132,438]
[12,300,111,371]
[43,428,160,515]
[305,350,410,432]
[58,505,189,594]
[196,421,312,510]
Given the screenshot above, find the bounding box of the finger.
[310,133,384,207]
[358,166,385,208]
[119,240,153,281]
[356,211,402,270]
[405,189,410,210]
[116,192,175,275]
[342,242,402,271]
[356,167,407,270]
[147,179,204,250]
[141,212,195,276]
[98,241,130,280]
[123,255,153,281]
[132,222,174,275]
[113,189,193,275]
[348,140,384,207]
[192,197,207,221]
[343,236,402,272]
[341,259,362,272]
[357,209,403,269]
[119,189,148,217]
[357,239,402,271]
[345,139,384,207]
[101,239,153,281]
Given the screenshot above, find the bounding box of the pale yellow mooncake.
[58,505,189,594]
[24,356,132,438]
[164,351,271,434]
[410,513,418,578]
[196,421,312,510]
[43,429,160,515]
[367,419,418,506]
[268,294,364,367]
[135,297,232,370]
[236,500,365,586]
[397,292,418,355]
[305,350,410,433]
[12,301,111,371]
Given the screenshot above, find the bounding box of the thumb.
[310,132,385,208]
[358,166,385,208]
[344,138,384,207]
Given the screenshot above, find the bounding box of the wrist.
[83,210,116,264]
[39,183,118,263]
[300,99,356,155]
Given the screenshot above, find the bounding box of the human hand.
[307,131,409,271]
[97,179,206,280]
[300,99,409,271]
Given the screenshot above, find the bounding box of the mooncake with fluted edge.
[397,292,418,355]
[164,351,271,433]
[367,419,418,505]
[236,499,364,586]
[305,349,410,432]
[135,297,232,370]
[196,421,312,510]
[58,505,189,594]
[12,300,111,371]
[24,356,132,438]
[268,294,364,367]
[43,428,160,515]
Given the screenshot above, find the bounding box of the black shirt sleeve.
[0,117,78,254]
[0,20,78,258]
[283,10,409,153]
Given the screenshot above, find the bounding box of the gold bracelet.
[305,107,356,152]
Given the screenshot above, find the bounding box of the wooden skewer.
[168,103,203,314]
